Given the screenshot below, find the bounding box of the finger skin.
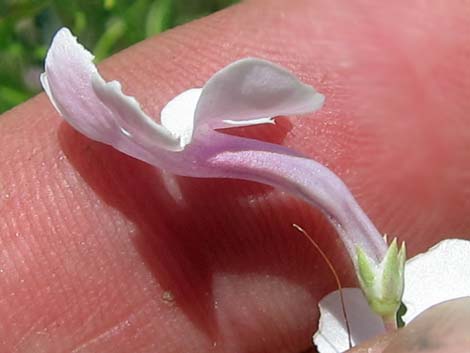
[349,298,470,353]
[383,298,470,353]
[348,333,395,353]
[1,0,470,352]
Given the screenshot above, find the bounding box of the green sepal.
[382,239,399,300]
[357,246,376,287]
[356,239,406,321]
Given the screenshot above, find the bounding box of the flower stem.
[383,315,398,332]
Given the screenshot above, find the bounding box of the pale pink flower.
[41,27,388,293]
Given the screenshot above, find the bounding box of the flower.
[41,27,391,310]
[314,238,470,353]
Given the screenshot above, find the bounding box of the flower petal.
[402,238,470,323]
[41,28,109,143]
[194,58,325,131]
[41,27,181,151]
[91,74,181,150]
[160,88,202,148]
[313,288,386,353]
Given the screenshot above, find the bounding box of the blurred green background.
[0,0,239,113]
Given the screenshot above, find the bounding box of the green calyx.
[356,238,406,320]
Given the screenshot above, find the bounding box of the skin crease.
[1,0,470,352]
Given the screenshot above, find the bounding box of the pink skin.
[1,0,470,352]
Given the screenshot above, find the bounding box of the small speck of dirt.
[161,291,175,304]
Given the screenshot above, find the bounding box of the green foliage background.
[0,0,239,113]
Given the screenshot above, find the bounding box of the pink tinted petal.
[41,28,111,143]
[91,74,181,150]
[41,27,180,151]
[314,288,385,353]
[194,58,325,131]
